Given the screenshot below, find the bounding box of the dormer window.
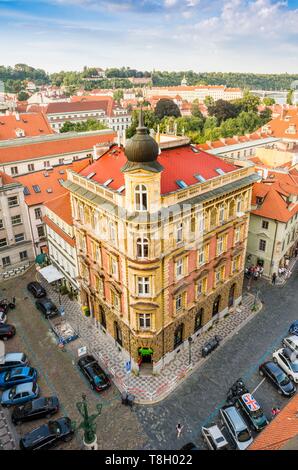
[135,184,148,211]
[15,128,25,138]
[256,196,263,206]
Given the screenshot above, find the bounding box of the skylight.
[59,170,65,175]
[117,185,125,193]
[103,178,113,187]
[32,185,41,193]
[46,188,53,193]
[23,187,30,195]
[194,174,206,183]
[215,168,225,176]
[86,172,96,180]
[58,179,64,185]
[191,145,200,153]
[176,180,188,189]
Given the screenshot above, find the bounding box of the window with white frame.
[111,290,120,311]
[175,293,183,312]
[176,223,183,243]
[109,223,116,244]
[137,237,149,258]
[217,235,224,255]
[11,215,22,226]
[197,277,207,297]
[135,184,148,211]
[11,166,18,176]
[259,239,266,252]
[219,205,225,223]
[215,265,225,285]
[137,277,150,296]
[198,247,205,266]
[176,258,183,278]
[236,198,242,213]
[234,227,241,244]
[15,233,25,243]
[7,196,18,208]
[139,313,151,330]
[110,256,118,279]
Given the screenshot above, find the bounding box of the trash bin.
[126,393,135,408]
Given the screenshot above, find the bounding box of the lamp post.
[74,394,102,450]
[252,289,261,311]
[188,336,193,366]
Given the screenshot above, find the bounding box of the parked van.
[219,405,253,450]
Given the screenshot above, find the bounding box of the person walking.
[272,272,277,285]
[176,423,184,438]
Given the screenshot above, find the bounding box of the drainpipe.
[27,204,37,258]
[269,220,278,277]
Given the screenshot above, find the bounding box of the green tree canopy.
[60,119,108,133]
[154,99,181,120]
[207,99,239,124]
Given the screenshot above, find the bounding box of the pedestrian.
[295,248,298,258]
[176,423,184,438]
[272,272,277,285]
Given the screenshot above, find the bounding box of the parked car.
[235,393,268,431]
[0,353,29,373]
[12,396,59,425]
[273,348,298,383]
[35,298,59,319]
[19,417,74,450]
[0,311,7,324]
[219,405,253,450]
[282,336,298,355]
[1,382,39,407]
[27,282,46,299]
[77,355,111,392]
[0,367,37,390]
[201,424,229,450]
[259,361,296,397]
[0,324,16,341]
[289,321,298,336]
[180,442,199,450]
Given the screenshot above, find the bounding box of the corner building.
[64,114,259,373]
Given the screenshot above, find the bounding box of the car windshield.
[251,408,263,419]
[277,373,290,386]
[238,429,251,442]
[290,362,298,373]
[49,422,61,435]
[9,387,16,399]
[32,383,37,393]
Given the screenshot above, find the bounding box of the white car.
[273,348,298,383]
[0,311,7,324]
[282,336,298,354]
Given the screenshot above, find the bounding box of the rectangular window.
[236,199,242,213]
[259,239,266,252]
[28,164,34,172]
[2,256,10,267]
[110,257,118,279]
[44,161,50,168]
[198,214,205,232]
[15,233,25,243]
[234,227,241,244]
[217,236,224,255]
[137,277,150,296]
[198,247,205,266]
[111,290,120,311]
[109,223,116,243]
[19,251,28,261]
[35,208,42,219]
[176,223,183,243]
[7,196,18,207]
[0,238,7,247]
[175,294,183,312]
[37,226,45,238]
[11,167,18,175]
[215,265,225,285]
[139,313,151,330]
[176,258,183,278]
[262,220,269,230]
[11,215,22,226]
[197,277,207,297]
[0,219,4,230]
[219,206,225,223]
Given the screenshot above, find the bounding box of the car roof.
[265,361,282,374]
[29,282,41,287]
[286,335,298,344]
[223,405,247,430]
[4,353,25,361]
[204,424,227,441]
[240,393,260,411]
[15,382,34,392]
[10,367,31,376]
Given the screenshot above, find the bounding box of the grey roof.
[208,137,280,155]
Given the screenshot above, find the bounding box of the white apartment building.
[144,85,243,103]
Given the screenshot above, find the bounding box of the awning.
[38,265,64,283]
[35,253,46,265]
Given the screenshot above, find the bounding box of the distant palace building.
[64,112,258,373]
[144,85,243,103]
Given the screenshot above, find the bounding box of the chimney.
[15,112,20,121]
[233,135,239,142]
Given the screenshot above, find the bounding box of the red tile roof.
[0,171,18,186]
[46,99,114,117]
[0,113,54,141]
[0,131,116,164]
[79,144,237,195]
[262,112,298,139]
[249,393,298,450]
[44,192,73,225]
[252,172,298,222]
[15,159,91,206]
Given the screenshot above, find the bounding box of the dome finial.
[138,106,144,129]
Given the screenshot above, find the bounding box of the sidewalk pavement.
[275,256,298,286]
[37,272,263,404]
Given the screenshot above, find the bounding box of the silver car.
[220,405,253,450]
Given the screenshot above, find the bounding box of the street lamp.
[188,336,193,366]
[252,289,261,311]
[73,394,102,450]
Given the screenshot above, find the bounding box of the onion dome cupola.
[121,109,164,173]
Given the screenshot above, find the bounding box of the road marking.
[252,378,266,395]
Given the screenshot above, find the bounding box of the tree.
[204,96,214,107]
[126,110,158,138]
[17,91,29,101]
[234,91,260,113]
[60,119,108,133]
[263,97,275,106]
[113,89,124,104]
[287,89,294,105]
[191,101,204,119]
[154,99,181,120]
[207,99,239,124]
[259,108,272,126]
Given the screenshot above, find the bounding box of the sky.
[0,0,298,73]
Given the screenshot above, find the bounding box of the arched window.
[114,321,122,346]
[210,207,217,227]
[228,284,236,308]
[135,184,148,211]
[99,306,106,330]
[194,308,203,332]
[174,324,184,349]
[137,237,149,258]
[212,295,221,317]
[229,200,235,218]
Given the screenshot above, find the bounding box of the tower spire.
[138,107,144,129]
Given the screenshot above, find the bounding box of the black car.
[12,396,59,425]
[27,282,46,298]
[0,324,16,341]
[19,417,74,450]
[259,361,296,397]
[180,442,199,451]
[35,298,59,319]
[78,355,111,392]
